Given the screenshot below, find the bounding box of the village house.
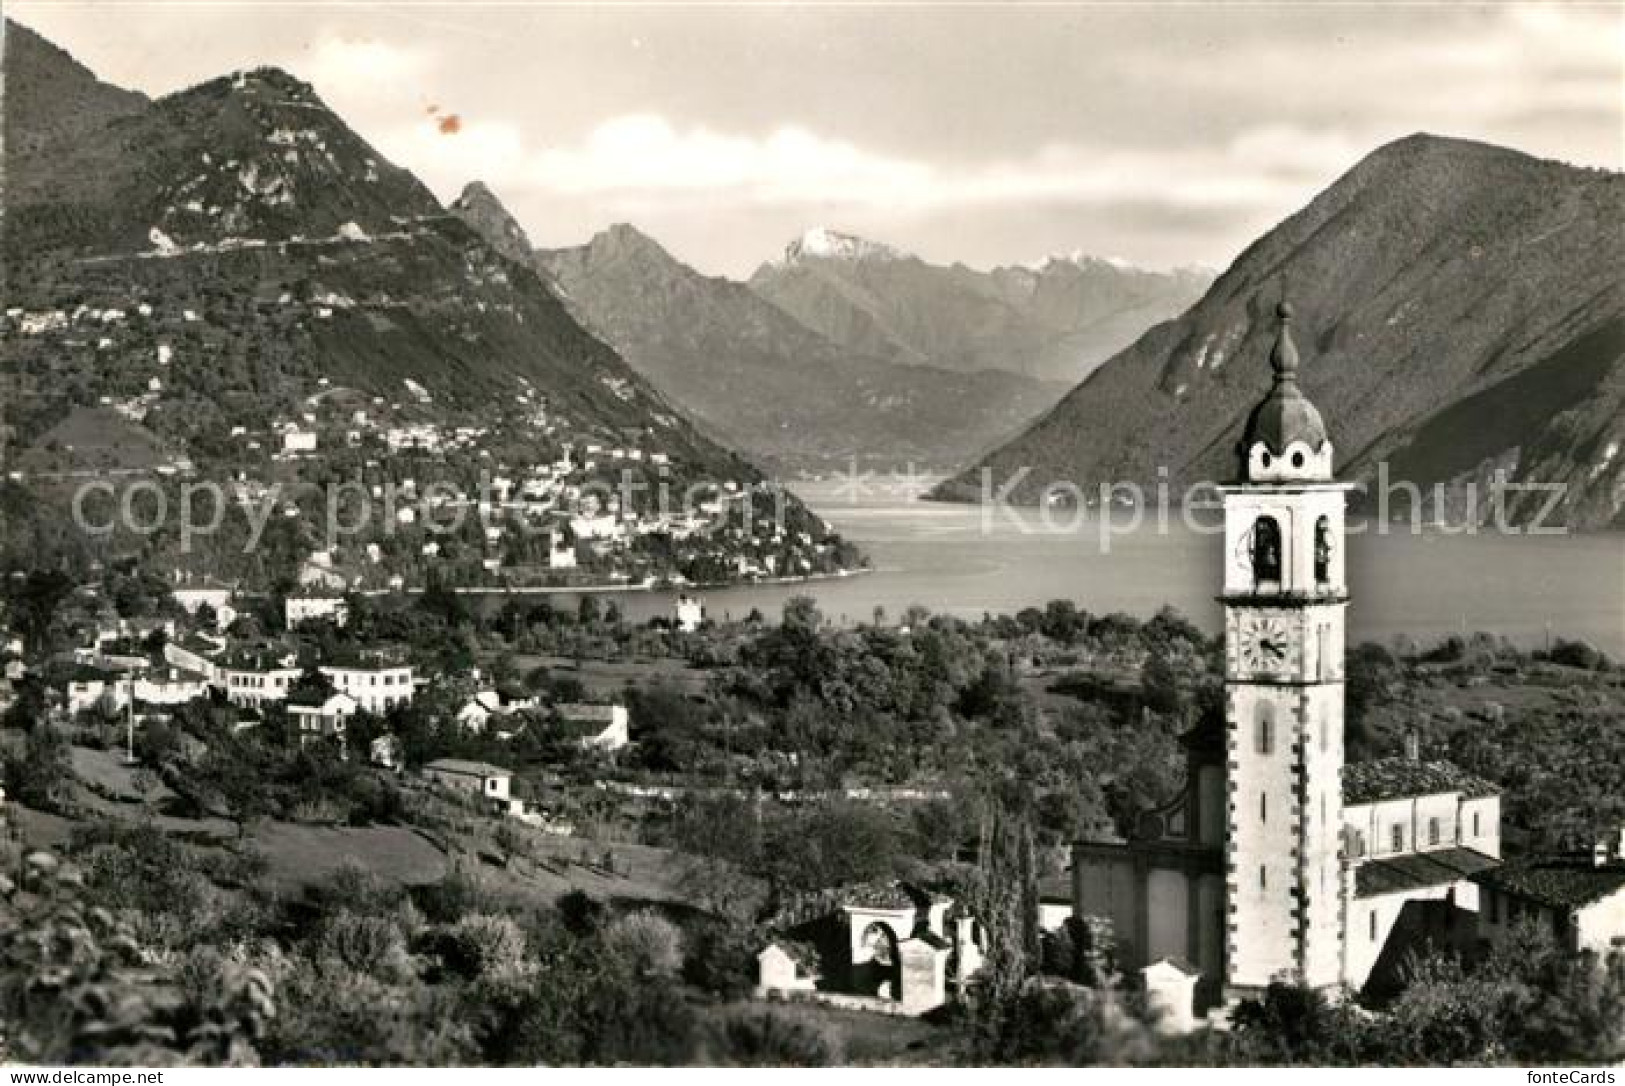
[1474,829,1625,956]
[285,593,349,628]
[170,577,236,623]
[455,688,543,734]
[280,423,317,454]
[288,691,358,748]
[164,633,225,682]
[422,758,512,803]
[218,654,303,708]
[556,702,630,751]
[674,593,704,633]
[66,666,210,713]
[320,661,415,714]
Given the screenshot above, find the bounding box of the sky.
[10,1,1623,278]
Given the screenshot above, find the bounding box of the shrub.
[441,913,527,979]
[602,910,684,978]
[316,912,413,983]
[711,1011,834,1066]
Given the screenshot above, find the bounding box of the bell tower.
[1221,302,1350,999]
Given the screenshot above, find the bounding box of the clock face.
[1239,613,1297,675]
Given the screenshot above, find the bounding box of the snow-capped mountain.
[779,227,907,265]
[749,231,1211,383]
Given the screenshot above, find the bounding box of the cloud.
[296,0,1616,275]
[302,36,428,97]
[383,107,1364,226]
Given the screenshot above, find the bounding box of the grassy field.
[28,741,701,910]
[506,653,713,700]
[249,821,450,890]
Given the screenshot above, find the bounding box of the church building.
[1072,302,1504,1017]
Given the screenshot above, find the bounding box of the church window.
[1428,818,1441,846]
[1473,811,1481,837]
[1260,792,1268,823]
[1251,516,1283,584]
[1314,517,1332,584]
[1391,825,1405,853]
[1369,910,1378,941]
[1259,865,1267,890]
[1256,705,1275,755]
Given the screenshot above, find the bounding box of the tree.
[1139,652,1184,717]
[192,741,275,838]
[4,720,72,811]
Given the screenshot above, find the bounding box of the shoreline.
[354,565,874,598]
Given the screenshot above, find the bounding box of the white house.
[455,689,542,734]
[320,662,415,714]
[422,758,512,803]
[171,581,235,618]
[1474,829,1625,956]
[285,594,349,628]
[164,635,224,682]
[557,703,630,751]
[288,692,358,746]
[282,425,318,454]
[548,537,578,570]
[219,661,304,708]
[674,594,704,633]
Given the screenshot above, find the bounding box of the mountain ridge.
[747,228,1211,383]
[932,134,1625,529]
[531,221,1069,471]
[0,20,855,583]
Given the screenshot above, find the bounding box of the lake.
[565,480,1625,656]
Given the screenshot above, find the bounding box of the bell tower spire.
[1239,301,1332,484]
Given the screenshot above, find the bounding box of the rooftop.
[1355,846,1500,899]
[555,702,621,721]
[423,758,512,779]
[1473,857,1625,910]
[1343,757,1501,805]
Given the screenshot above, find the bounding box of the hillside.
[933,136,1625,529]
[532,222,1068,471]
[0,21,855,585]
[748,228,1209,383]
[0,19,148,161]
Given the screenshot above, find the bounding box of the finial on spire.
[1270,300,1299,380]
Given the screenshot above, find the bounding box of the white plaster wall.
[1578,890,1625,955]
[1460,796,1501,857]
[1226,682,1303,989]
[1345,881,1475,990]
[1299,681,1346,989]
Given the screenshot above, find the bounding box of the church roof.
[1343,757,1501,805]
[1473,857,1625,910]
[1240,303,1329,457]
[1354,846,1500,899]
